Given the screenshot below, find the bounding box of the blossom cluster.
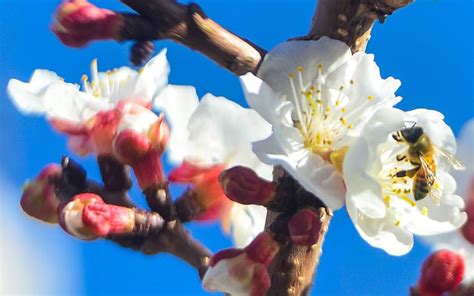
[8,14,473,294]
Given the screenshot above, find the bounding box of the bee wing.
[434,146,466,170]
[419,156,441,205]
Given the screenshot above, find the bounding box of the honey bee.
[392,126,465,204]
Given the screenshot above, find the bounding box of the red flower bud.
[418,250,465,296]
[219,166,276,206]
[59,193,135,240]
[288,208,323,246]
[21,164,62,223]
[203,232,279,296]
[52,0,123,48]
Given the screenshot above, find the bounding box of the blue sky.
[0,0,472,295]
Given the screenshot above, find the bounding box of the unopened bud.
[59,193,135,240]
[219,166,276,206]
[21,164,62,223]
[288,208,322,246]
[203,232,278,296]
[52,0,123,47]
[418,250,465,296]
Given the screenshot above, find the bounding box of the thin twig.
[119,0,266,74]
[56,156,211,278]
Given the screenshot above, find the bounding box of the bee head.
[400,126,424,144]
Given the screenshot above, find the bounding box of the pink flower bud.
[288,208,323,246]
[21,164,62,223]
[52,0,123,48]
[113,113,169,165]
[219,166,276,206]
[203,232,279,296]
[82,199,135,237]
[418,250,465,296]
[169,161,231,221]
[59,193,135,240]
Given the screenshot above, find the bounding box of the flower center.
[376,140,440,226]
[81,59,135,99]
[287,65,364,158]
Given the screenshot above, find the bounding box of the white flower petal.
[230,205,267,248]
[154,84,199,164]
[185,94,272,177]
[202,256,250,296]
[7,70,63,114]
[257,37,352,96]
[254,133,345,210]
[131,49,170,103]
[240,73,286,124]
[347,200,414,256]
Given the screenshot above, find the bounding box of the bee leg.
[392,133,402,142]
[395,168,418,178]
[396,154,406,162]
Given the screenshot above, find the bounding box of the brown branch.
[119,0,266,75]
[56,156,211,278]
[308,0,413,52]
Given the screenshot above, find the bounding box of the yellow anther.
[335,100,340,106]
[348,124,354,129]
[350,80,354,85]
[297,66,304,72]
[341,107,347,113]
[400,195,416,207]
[404,188,411,194]
[289,73,295,79]
[421,207,429,216]
[317,64,323,70]
[339,86,344,91]
[394,220,401,227]
[325,106,331,113]
[310,86,315,91]
[383,195,391,206]
[316,99,322,104]
[81,75,88,81]
[339,117,347,126]
[316,132,322,144]
[316,89,321,94]
[368,95,374,101]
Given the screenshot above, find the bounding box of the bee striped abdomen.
[413,172,430,201]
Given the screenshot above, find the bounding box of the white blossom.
[344,108,467,255]
[154,88,272,247]
[240,37,401,210]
